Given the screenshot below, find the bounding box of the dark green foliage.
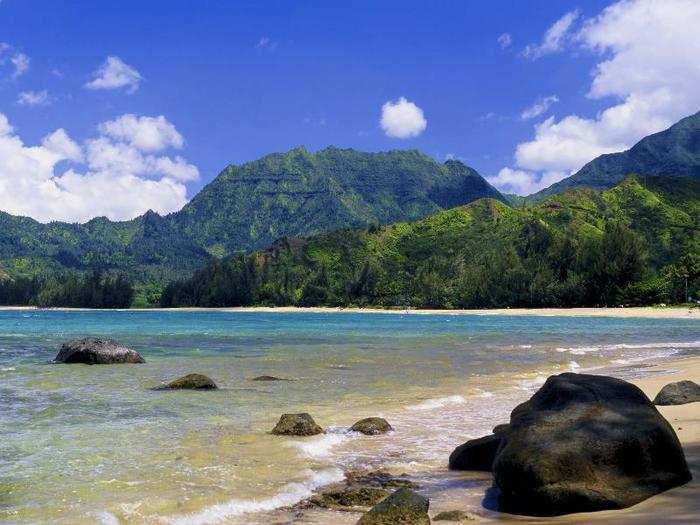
[162,176,700,308]
[0,271,134,308]
[0,148,501,306]
[534,111,700,198]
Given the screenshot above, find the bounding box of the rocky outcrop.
[653,380,700,405]
[54,338,145,364]
[155,373,218,390]
[492,372,691,516]
[351,417,393,435]
[271,413,323,436]
[356,488,430,525]
[433,510,475,521]
[448,434,501,471]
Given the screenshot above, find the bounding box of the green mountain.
[0,147,502,301]
[532,111,700,199]
[172,147,504,255]
[161,176,700,308]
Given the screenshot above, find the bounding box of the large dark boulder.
[653,380,700,405]
[493,372,691,516]
[356,488,430,524]
[54,338,145,364]
[448,434,501,472]
[155,373,218,390]
[271,413,323,436]
[351,417,393,435]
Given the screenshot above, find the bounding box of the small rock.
[271,413,324,436]
[155,373,218,390]
[433,510,475,521]
[351,417,393,435]
[309,486,389,509]
[356,488,430,525]
[653,380,700,405]
[345,470,418,490]
[54,338,144,364]
[449,434,501,471]
[251,375,290,381]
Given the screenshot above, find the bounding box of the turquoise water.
[1,310,698,524]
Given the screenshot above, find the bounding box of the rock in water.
[54,338,145,364]
[271,413,324,436]
[653,380,700,405]
[433,510,475,521]
[156,373,218,390]
[493,372,691,516]
[351,417,393,435]
[356,488,430,525]
[251,375,289,381]
[448,434,501,471]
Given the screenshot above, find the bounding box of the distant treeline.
[160,179,699,309]
[0,271,134,308]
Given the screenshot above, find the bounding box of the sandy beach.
[1,305,698,319]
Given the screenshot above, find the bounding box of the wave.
[406,395,466,411]
[161,468,344,525]
[288,428,350,459]
[556,340,700,355]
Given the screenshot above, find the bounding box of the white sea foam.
[98,511,121,525]
[556,340,700,355]
[406,395,466,411]
[519,344,532,349]
[288,429,349,459]
[517,375,547,391]
[569,361,580,371]
[0,366,16,371]
[161,468,344,525]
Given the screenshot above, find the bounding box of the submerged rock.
[271,413,323,436]
[345,470,418,490]
[54,338,144,364]
[309,486,389,509]
[448,434,501,472]
[356,488,430,525]
[351,417,393,435]
[433,510,476,521]
[155,373,218,390]
[493,372,691,516]
[653,380,700,405]
[251,375,290,382]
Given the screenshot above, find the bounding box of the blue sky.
[1,0,698,222]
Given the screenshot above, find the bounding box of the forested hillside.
[161,176,699,309]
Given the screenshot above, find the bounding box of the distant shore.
[1,305,698,319]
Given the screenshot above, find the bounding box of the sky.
[1,0,699,223]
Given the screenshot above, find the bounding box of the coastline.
[0,305,698,319]
[284,355,700,524]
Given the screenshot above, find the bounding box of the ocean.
[1,309,698,524]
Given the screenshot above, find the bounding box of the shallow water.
[0,310,698,524]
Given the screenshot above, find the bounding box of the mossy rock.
[356,488,430,524]
[271,413,323,436]
[434,510,475,521]
[156,373,218,390]
[653,380,700,405]
[351,417,393,435]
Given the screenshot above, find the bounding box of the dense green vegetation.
[0,148,502,300]
[533,111,700,199]
[0,271,134,308]
[161,177,699,309]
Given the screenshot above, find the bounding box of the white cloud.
[0,112,198,223]
[495,0,700,195]
[380,97,427,139]
[498,33,512,49]
[255,37,278,51]
[520,95,559,120]
[17,90,51,107]
[10,52,29,78]
[85,56,142,93]
[522,9,580,59]
[98,114,184,151]
[490,167,566,195]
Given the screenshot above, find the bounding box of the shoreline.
[0,305,698,319]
